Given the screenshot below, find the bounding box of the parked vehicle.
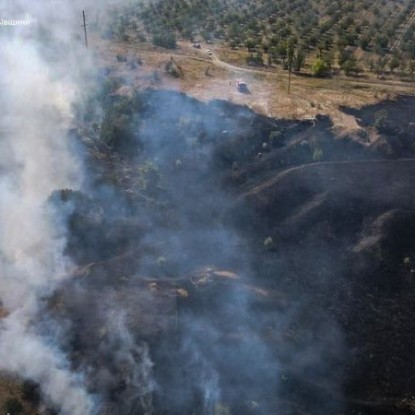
[236,81,249,93]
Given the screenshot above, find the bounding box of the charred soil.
[19,92,415,414]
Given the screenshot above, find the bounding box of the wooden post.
[82,10,88,48]
[287,44,294,94]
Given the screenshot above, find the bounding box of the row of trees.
[133,0,415,60]
[243,31,415,79]
[103,0,415,79]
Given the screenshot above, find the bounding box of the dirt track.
[92,34,415,127]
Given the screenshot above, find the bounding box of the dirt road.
[92,35,415,126]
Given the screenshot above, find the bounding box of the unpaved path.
[92,35,415,130]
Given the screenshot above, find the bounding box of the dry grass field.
[91,33,415,137]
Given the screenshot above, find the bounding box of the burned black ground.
[42,92,415,414]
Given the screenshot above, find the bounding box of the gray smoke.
[0,1,96,413]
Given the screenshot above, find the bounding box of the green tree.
[152,31,177,49]
[338,48,353,67]
[312,148,324,161]
[245,37,256,51]
[375,56,387,78]
[389,55,400,73]
[341,58,361,76]
[409,60,415,81]
[262,39,270,53]
[100,96,136,153]
[374,35,388,55]
[287,37,296,68]
[367,58,375,73]
[359,35,370,51]
[311,57,329,76]
[247,51,264,66]
[277,41,288,65]
[293,47,306,72]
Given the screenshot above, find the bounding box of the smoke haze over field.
[0,1,350,414]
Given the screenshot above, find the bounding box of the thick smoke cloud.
[0,1,96,413]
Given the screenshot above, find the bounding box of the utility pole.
[82,10,88,48]
[287,40,295,95]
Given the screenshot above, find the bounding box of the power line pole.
[287,39,295,95]
[82,10,88,48]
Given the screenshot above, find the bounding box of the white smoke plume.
[0,1,96,413]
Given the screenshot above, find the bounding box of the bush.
[165,59,184,78]
[100,96,137,154]
[152,31,177,49]
[312,148,324,161]
[374,109,390,132]
[246,52,264,66]
[341,58,361,76]
[311,57,329,77]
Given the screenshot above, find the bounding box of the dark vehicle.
[236,80,249,93]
